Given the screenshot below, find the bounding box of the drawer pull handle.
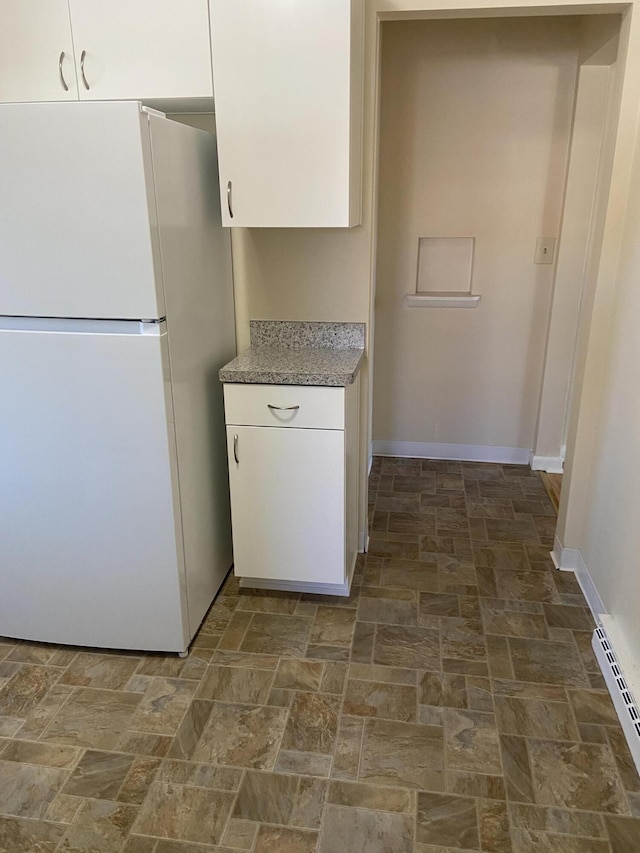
[233,434,239,464]
[267,404,300,412]
[80,49,90,90]
[227,181,234,219]
[58,51,69,91]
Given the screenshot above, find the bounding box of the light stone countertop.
[219,321,365,386]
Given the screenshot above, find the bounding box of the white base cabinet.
[224,380,359,594]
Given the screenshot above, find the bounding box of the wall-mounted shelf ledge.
[404,293,481,308]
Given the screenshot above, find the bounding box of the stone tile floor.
[0,457,639,852]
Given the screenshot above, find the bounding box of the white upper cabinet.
[0,0,213,104]
[0,0,78,102]
[210,0,364,227]
[68,0,213,101]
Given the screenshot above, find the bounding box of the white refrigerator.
[0,101,236,653]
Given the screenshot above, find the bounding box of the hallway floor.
[0,458,639,852]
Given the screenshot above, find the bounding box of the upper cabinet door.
[0,0,78,102]
[210,0,363,228]
[68,0,213,101]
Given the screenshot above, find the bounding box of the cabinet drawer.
[224,383,345,430]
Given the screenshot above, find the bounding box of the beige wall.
[582,134,640,660]
[372,17,581,452]
[229,227,372,350]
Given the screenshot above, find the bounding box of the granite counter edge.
[218,367,361,387]
[219,348,364,387]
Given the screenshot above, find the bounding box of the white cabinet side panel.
[0,101,163,320]
[345,377,360,571]
[227,426,345,584]
[210,0,352,226]
[69,0,213,100]
[349,0,364,225]
[149,114,235,634]
[0,328,188,651]
[0,0,78,102]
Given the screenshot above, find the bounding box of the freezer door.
[0,320,190,651]
[0,101,164,319]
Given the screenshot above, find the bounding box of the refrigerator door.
[147,111,236,631]
[0,101,164,320]
[0,319,190,651]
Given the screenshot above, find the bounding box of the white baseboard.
[358,531,369,553]
[550,537,605,621]
[530,453,564,473]
[575,555,607,622]
[550,535,579,571]
[550,535,564,570]
[371,441,530,465]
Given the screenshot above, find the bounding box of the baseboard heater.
[593,627,640,774]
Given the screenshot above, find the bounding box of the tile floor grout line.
[2,459,639,852]
[32,684,80,746]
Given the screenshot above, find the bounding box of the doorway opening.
[370,13,621,520]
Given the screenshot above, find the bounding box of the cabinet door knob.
[58,51,69,91]
[233,434,239,464]
[80,50,90,90]
[267,404,300,412]
[227,180,234,219]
